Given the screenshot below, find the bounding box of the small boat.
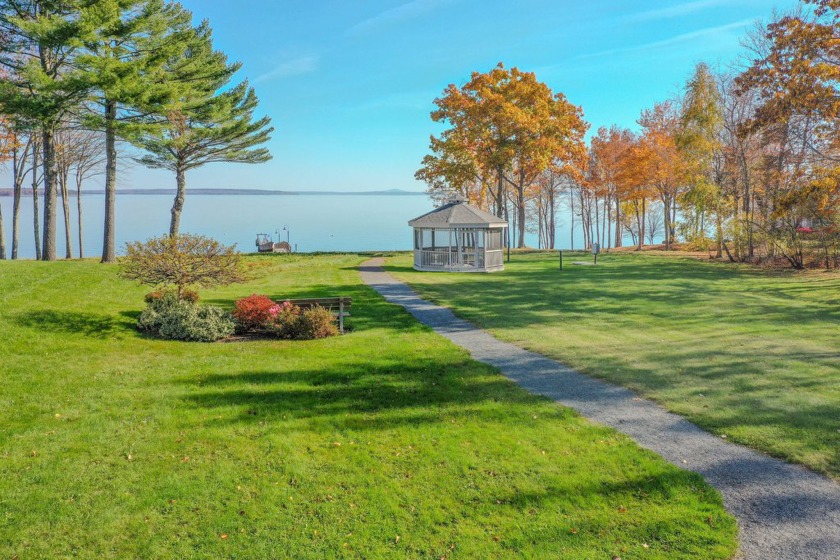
[255,233,291,253]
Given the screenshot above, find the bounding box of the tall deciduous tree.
[134,22,272,237]
[679,63,724,254]
[417,63,587,247]
[590,126,635,248]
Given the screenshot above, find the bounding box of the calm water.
[0,192,596,259]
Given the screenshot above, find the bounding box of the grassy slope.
[389,251,840,480]
[0,255,736,559]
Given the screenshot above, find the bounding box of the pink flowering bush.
[268,301,304,339]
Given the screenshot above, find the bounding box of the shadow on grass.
[384,257,840,331]
[14,310,136,338]
[180,356,540,432]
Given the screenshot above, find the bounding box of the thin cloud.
[348,0,451,36]
[576,19,755,61]
[627,0,729,22]
[255,55,319,83]
[352,89,439,112]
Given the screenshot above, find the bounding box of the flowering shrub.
[232,294,278,332]
[231,295,339,340]
[267,301,304,339]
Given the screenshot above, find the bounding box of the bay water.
[0,192,593,260]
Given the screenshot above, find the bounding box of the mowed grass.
[389,251,840,480]
[0,254,736,559]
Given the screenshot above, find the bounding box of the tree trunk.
[495,169,504,217]
[715,199,724,259]
[32,143,41,261]
[614,195,621,248]
[569,189,575,251]
[12,142,23,260]
[594,195,601,248]
[0,196,6,259]
[76,171,85,259]
[60,170,73,259]
[663,194,671,251]
[169,166,187,236]
[548,187,556,249]
[102,99,118,263]
[42,128,58,261]
[516,169,526,248]
[671,197,677,243]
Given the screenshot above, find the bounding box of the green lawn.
[389,251,840,480]
[0,254,736,559]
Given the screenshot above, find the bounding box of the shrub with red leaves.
[232,294,278,332]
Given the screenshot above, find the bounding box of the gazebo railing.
[415,248,505,270]
[417,249,454,268]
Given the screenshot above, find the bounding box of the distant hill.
[0,188,426,197]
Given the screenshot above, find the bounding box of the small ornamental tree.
[119,234,245,299]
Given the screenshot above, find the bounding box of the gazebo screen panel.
[487,230,503,250]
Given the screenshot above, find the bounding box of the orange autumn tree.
[615,133,656,250]
[737,1,840,267]
[638,102,690,251]
[417,63,587,247]
[590,126,635,248]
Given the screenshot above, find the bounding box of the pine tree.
[76,0,194,262]
[134,22,273,236]
[0,0,92,260]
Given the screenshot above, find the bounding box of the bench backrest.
[285,297,352,310]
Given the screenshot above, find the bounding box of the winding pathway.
[360,259,840,560]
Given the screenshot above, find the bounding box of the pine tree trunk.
[32,143,41,261]
[169,167,187,236]
[42,128,58,261]
[102,99,118,263]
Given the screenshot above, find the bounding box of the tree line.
[417,0,840,269]
[0,0,272,262]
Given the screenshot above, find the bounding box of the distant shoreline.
[0,188,426,197]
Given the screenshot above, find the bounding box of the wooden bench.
[286,297,352,333]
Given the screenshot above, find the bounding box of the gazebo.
[409,198,508,272]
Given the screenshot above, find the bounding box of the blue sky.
[132,1,796,191]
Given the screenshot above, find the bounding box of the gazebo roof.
[408,199,508,228]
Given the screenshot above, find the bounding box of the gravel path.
[360,259,840,560]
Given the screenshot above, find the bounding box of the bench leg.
[339,301,344,334]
